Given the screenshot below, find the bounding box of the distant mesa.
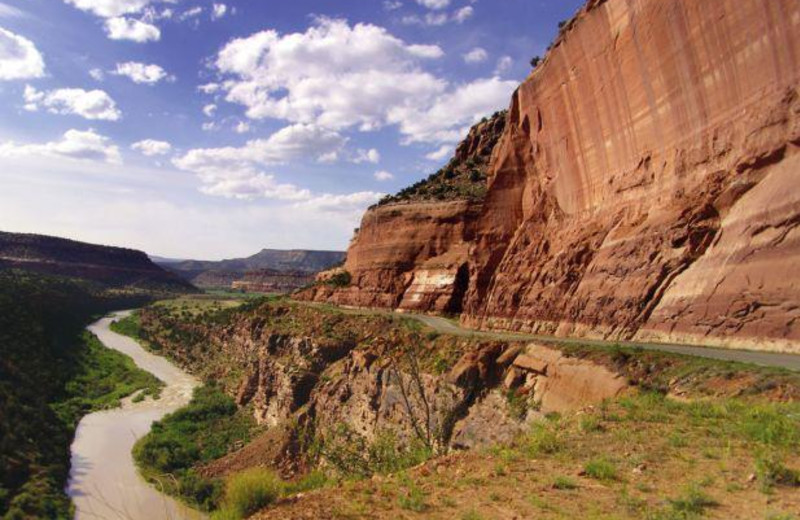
[0,230,196,293]
[158,249,345,293]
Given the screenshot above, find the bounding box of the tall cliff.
[301,0,800,353]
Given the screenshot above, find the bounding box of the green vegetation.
[52,332,161,428]
[109,311,143,340]
[552,476,578,490]
[133,384,258,511]
[375,111,505,207]
[0,270,162,518]
[324,270,352,288]
[212,468,282,520]
[583,457,618,481]
[314,425,433,480]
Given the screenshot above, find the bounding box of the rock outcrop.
[231,270,314,294]
[300,0,800,353]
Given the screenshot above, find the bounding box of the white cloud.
[203,103,217,117]
[388,76,516,144]
[64,0,155,18]
[453,6,473,23]
[0,128,121,163]
[201,121,217,131]
[211,3,227,20]
[353,148,380,164]
[131,139,171,156]
[374,170,394,181]
[0,3,26,18]
[176,123,346,171]
[463,47,487,64]
[178,6,202,20]
[296,191,383,215]
[234,121,250,133]
[174,123,348,199]
[212,19,513,145]
[494,55,513,75]
[198,82,220,94]
[416,0,449,10]
[113,61,171,84]
[105,16,160,42]
[195,172,312,201]
[215,18,446,131]
[425,144,451,161]
[0,27,45,80]
[383,1,402,10]
[24,85,121,121]
[89,68,105,81]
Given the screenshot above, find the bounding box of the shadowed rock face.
[303,0,800,353]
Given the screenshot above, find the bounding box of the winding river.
[67,311,206,520]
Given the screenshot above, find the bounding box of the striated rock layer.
[302,0,800,353]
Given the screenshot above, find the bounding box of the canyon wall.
[303,0,800,352]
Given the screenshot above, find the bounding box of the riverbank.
[67,311,205,520]
[0,272,163,518]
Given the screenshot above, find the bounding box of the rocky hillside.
[160,249,345,291]
[299,0,800,353]
[129,297,800,519]
[0,231,196,293]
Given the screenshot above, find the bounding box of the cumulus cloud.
[373,170,394,181]
[105,16,160,42]
[113,61,171,84]
[178,6,202,20]
[24,85,121,121]
[214,18,446,132]
[89,68,105,81]
[64,0,155,18]
[295,191,383,215]
[383,0,402,10]
[234,121,250,134]
[211,3,227,20]
[425,144,452,161]
[212,18,511,145]
[495,55,513,75]
[0,27,45,80]
[202,103,217,117]
[416,0,449,10]
[353,148,380,164]
[131,139,171,156]
[198,83,220,94]
[0,128,121,163]
[453,6,473,23]
[174,123,348,200]
[463,47,487,64]
[388,76,516,143]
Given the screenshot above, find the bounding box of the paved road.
[410,315,800,371]
[300,302,800,371]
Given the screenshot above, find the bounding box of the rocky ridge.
[0,231,195,293]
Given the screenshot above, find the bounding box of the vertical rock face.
[305,0,800,352]
[462,0,800,351]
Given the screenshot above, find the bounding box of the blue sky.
[0,0,583,259]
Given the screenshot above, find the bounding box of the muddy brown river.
[67,311,206,520]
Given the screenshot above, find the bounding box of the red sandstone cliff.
[300,0,800,353]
